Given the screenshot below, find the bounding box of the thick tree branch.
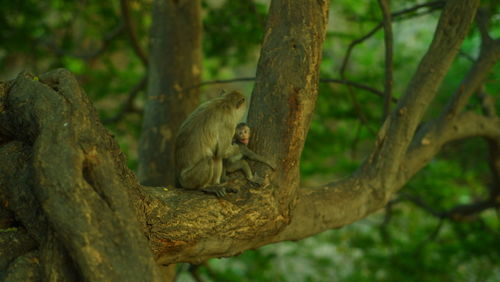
[399,112,500,187]
[248,0,329,211]
[441,21,500,119]
[364,0,480,191]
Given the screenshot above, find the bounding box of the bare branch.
[103,75,147,124]
[440,17,500,120]
[339,1,444,77]
[120,0,149,66]
[321,78,397,102]
[40,23,125,61]
[378,0,394,120]
[366,0,480,188]
[476,9,493,43]
[187,77,393,103]
[394,194,498,221]
[401,112,500,188]
[184,77,255,91]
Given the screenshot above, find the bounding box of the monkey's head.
[235,122,251,145]
[222,90,246,121]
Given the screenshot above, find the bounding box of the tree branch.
[440,16,500,120]
[40,23,125,61]
[103,74,147,124]
[248,0,330,211]
[339,1,444,78]
[120,0,149,66]
[365,0,480,191]
[378,0,394,120]
[186,77,392,103]
[394,194,499,221]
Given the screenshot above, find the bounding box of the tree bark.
[138,0,202,186]
[248,0,329,213]
[0,70,163,281]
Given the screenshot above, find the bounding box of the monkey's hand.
[202,185,238,197]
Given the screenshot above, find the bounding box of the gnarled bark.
[0,70,162,281]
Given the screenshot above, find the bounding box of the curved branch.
[104,75,147,124]
[441,23,500,119]
[40,23,125,61]
[378,0,394,119]
[365,0,480,189]
[120,0,148,66]
[186,76,391,103]
[339,1,444,77]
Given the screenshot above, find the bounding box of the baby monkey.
[223,123,276,185]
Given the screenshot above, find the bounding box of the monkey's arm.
[239,144,276,170]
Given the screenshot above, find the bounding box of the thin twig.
[185,77,395,103]
[41,23,125,60]
[120,0,148,66]
[339,1,444,77]
[378,0,394,120]
[321,78,394,101]
[104,75,147,124]
[394,194,499,221]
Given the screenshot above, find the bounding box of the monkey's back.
[174,97,237,174]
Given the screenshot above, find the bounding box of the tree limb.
[339,1,444,78]
[378,0,394,120]
[104,74,147,124]
[187,77,391,103]
[40,23,125,61]
[365,0,480,192]
[440,18,500,120]
[120,0,149,66]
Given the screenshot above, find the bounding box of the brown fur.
[175,90,246,190]
[223,123,276,185]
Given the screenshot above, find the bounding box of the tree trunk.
[0,70,163,281]
[138,0,202,186]
[248,0,329,213]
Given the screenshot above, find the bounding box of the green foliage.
[202,0,267,75]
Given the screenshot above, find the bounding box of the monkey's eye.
[237,97,245,107]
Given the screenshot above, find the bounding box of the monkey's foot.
[248,175,265,186]
[202,185,238,197]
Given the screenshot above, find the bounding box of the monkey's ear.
[219,89,227,96]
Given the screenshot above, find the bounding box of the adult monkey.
[174,90,246,197]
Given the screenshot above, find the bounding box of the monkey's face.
[236,126,250,145]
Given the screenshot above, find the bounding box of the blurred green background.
[1,0,498,281]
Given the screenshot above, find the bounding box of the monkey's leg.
[211,158,223,185]
[179,157,213,189]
